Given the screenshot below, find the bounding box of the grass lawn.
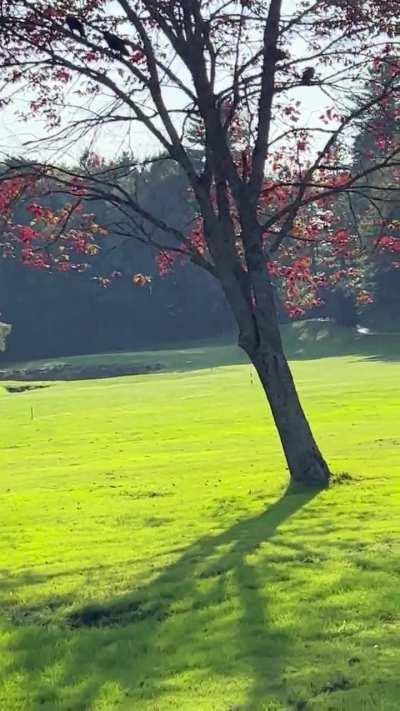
[0,345,399,709]
[2,320,399,381]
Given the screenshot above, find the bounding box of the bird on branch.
[266,45,288,63]
[301,67,315,85]
[103,31,129,56]
[66,15,86,38]
[272,48,288,62]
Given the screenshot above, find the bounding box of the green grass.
[0,342,246,376]
[0,346,400,710]
[2,321,399,380]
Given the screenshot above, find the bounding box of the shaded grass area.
[284,321,400,362]
[1,321,399,382]
[0,343,245,380]
[0,350,400,709]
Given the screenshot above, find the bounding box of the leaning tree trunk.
[218,264,331,488]
[249,343,331,487]
[205,209,331,487]
[239,217,331,488]
[219,268,331,487]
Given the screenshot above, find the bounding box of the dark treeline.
[1,66,399,364]
[0,157,235,361]
[0,257,235,362]
[1,149,398,363]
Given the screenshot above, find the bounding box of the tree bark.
[248,342,331,487]
[218,264,331,488]
[203,214,331,489]
[227,213,332,488]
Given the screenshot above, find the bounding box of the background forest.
[1,72,399,362]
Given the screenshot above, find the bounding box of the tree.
[0,157,232,362]
[351,56,400,328]
[0,0,399,487]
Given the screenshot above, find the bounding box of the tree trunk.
[212,233,330,488]
[249,343,331,487]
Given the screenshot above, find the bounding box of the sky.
[0,0,348,165]
[0,94,157,164]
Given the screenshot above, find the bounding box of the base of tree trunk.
[288,450,331,488]
[250,348,331,489]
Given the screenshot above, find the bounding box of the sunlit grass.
[0,348,399,709]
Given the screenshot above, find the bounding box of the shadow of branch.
[4,485,320,709]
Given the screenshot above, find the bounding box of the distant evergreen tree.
[351,56,400,329]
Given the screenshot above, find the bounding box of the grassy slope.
[0,349,400,710]
[2,321,399,378]
[0,343,246,377]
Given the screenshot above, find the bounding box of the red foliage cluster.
[0,178,110,277]
[376,235,400,269]
[155,218,207,275]
[155,250,178,276]
[378,236,400,253]
[0,178,28,215]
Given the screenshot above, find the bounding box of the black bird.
[301,66,315,85]
[273,48,288,62]
[267,45,287,63]
[66,15,86,38]
[103,30,129,56]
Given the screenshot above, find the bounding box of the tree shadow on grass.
[3,485,320,710]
